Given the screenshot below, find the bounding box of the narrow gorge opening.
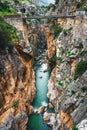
[27,25,54,130]
[1,1,87,130]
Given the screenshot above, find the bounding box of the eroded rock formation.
[43,26,56,59]
[0,34,36,130]
[47,13,87,130]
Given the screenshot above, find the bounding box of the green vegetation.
[40,5,50,12]
[81,86,87,92]
[80,99,84,103]
[0,17,19,51]
[51,55,58,62]
[55,0,58,5]
[14,0,31,3]
[63,27,72,36]
[76,0,86,8]
[71,90,76,95]
[85,106,87,111]
[57,57,63,62]
[53,24,63,39]
[80,50,87,56]
[72,126,78,130]
[45,3,56,11]
[74,60,87,80]
[67,50,76,57]
[0,0,32,15]
[65,27,72,32]
[78,42,83,49]
[0,1,16,15]
[47,18,56,24]
[49,55,57,70]
[76,0,87,11]
[13,100,19,109]
[0,67,4,74]
[58,80,63,86]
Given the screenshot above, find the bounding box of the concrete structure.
[4,15,29,45]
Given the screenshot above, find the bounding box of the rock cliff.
[46,0,87,16]
[43,25,56,59]
[0,17,36,130]
[0,0,87,130]
[46,4,87,130]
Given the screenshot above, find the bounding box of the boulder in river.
[48,103,54,109]
[39,76,42,79]
[37,106,45,114]
[77,119,87,130]
[43,112,52,122]
[43,112,61,130]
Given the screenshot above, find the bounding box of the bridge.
[3,14,76,44]
[3,14,76,31]
[3,14,76,21]
[24,15,76,20]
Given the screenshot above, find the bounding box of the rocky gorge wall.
[1,1,87,130]
[0,16,36,130]
[27,23,56,59]
[46,14,87,130]
[4,15,29,45]
[43,25,56,59]
[0,15,56,130]
[0,45,36,130]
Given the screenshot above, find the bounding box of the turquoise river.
[27,53,52,130]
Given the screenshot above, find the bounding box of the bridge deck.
[3,14,76,19]
[25,15,76,19]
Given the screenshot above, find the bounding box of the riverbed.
[27,52,51,130]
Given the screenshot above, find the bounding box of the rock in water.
[37,106,45,114]
[48,103,54,109]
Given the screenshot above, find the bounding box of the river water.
[27,52,51,130]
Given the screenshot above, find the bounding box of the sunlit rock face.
[1,14,55,130]
[47,13,87,130]
[77,119,87,130]
[43,26,56,59]
[46,0,85,16]
[0,44,36,130]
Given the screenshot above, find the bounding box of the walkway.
[25,15,75,20]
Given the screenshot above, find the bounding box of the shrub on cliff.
[0,1,16,14]
[0,17,19,51]
[12,100,19,109]
[76,0,87,11]
[72,126,78,130]
[74,60,87,80]
[46,3,56,11]
[0,1,9,14]
[53,24,63,39]
[49,55,57,70]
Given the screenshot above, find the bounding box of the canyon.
[0,0,87,130]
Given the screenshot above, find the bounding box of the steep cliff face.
[28,24,56,59]
[0,15,56,130]
[0,15,36,130]
[43,25,56,59]
[1,1,87,130]
[47,13,87,130]
[0,45,36,130]
[46,0,87,16]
